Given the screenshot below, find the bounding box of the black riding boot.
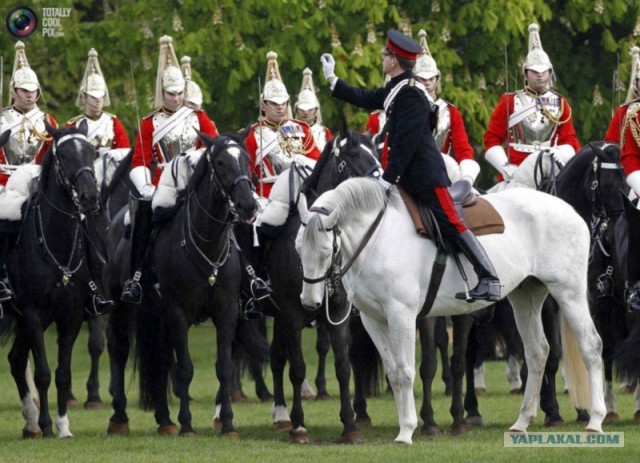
[0,226,14,303]
[82,229,114,316]
[121,199,153,304]
[454,230,501,303]
[625,202,640,312]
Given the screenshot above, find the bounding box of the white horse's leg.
[506,283,549,432]
[21,392,40,435]
[361,311,418,444]
[26,359,40,407]
[506,355,522,393]
[550,285,606,432]
[54,414,73,438]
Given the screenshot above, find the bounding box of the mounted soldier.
[363,75,391,156]
[484,23,580,182]
[0,41,58,304]
[605,46,640,144]
[120,35,219,304]
[414,29,480,185]
[320,29,501,303]
[66,48,130,153]
[181,55,204,111]
[294,68,333,152]
[244,51,320,199]
[619,48,640,312]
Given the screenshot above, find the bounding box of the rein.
[533,149,563,193]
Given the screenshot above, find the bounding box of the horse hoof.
[157,424,178,436]
[107,420,130,436]
[231,391,248,403]
[510,388,522,395]
[586,428,603,434]
[213,418,222,430]
[355,417,372,427]
[289,429,310,444]
[179,430,197,438]
[84,400,104,410]
[67,398,79,408]
[421,425,440,436]
[274,421,292,433]
[314,393,330,401]
[619,385,635,393]
[474,387,486,396]
[543,419,566,427]
[342,430,364,444]
[603,412,620,424]
[223,431,240,440]
[465,416,484,427]
[506,428,526,434]
[260,395,273,403]
[301,393,316,401]
[450,423,469,435]
[22,428,43,439]
[634,410,640,422]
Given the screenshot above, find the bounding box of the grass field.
[0,320,636,463]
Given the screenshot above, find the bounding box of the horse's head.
[43,120,99,215]
[512,148,563,190]
[196,132,257,222]
[0,129,10,148]
[303,131,381,201]
[585,142,627,217]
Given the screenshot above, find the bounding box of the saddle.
[399,181,505,242]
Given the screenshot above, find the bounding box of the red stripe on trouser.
[434,186,467,233]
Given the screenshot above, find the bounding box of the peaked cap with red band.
[385,30,422,60]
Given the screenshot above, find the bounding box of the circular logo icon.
[6,6,38,38]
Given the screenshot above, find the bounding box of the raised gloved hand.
[139,184,156,200]
[320,54,336,81]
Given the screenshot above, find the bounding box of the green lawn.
[0,320,636,463]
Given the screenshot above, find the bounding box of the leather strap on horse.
[418,246,447,319]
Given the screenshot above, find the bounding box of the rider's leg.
[83,226,114,316]
[120,198,153,304]
[625,199,640,312]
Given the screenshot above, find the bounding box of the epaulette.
[290,118,310,129]
[103,111,117,119]
[620,98,640,108]
[66,114,84,125]
[442,99,454,108]
[143,108,160,119]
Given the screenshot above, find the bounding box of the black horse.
[260,131,380,443]
[1,121,99,438]
[104,133,256,437]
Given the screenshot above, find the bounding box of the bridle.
[533,148,564,193]
[182,139,252,285]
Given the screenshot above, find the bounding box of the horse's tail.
[134,288,171,411]
[613,320,640,382]
[560,315,591,410]
[350,315,384,397]
[235,317,271,375]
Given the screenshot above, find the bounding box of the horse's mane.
[300,137,336,199]
[104,149,134,198]
[313,177,387,228]
[38,125,84,192]
[555,141,619,193]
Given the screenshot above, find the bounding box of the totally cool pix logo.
[5,6,71,38]
[5,6,38,38]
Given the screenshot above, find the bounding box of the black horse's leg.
[106,305,132,435]
[285,320,308,443]
[8,321,42,438]
[435,317,453,396]
[538,297,565,427]
[213,307,239,437]
[417,317,439,435]
[313,324,331,399]
[450,314,473,434]
[326,300,362,443]
[464,324,483,425]
[84,316,105,408]
[350,315,377,426]
[270,316,292,432]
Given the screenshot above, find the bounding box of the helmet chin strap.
[163,96,183,112]
[85,99,104,118]
[12,90,38,112]
[262,101,286,123]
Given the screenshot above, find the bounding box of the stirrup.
[250,277,273,302]
[626,282,640,312]
[121,271,143,304]
[242,298,264,320]
[0,281,13,303]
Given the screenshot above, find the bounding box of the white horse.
[489,148,564,192]
[296,178,605,444]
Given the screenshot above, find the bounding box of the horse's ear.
[339,113,349,137]
[0,130,10,148]
[77,119,89,136]
[196,129,216,147]
[44,119,57,139]
[298,193,310,223]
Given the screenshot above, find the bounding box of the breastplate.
[433,99,451,152]
[311,123,327,152]
[84,113,115,151]
[153,110,200,161]
[512,90,561,144]
[257,122,307,175]
[0,108,46,165]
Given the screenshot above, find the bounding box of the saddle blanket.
[152,148,206,211]
[400,187,505,238]
[0,164,41,221]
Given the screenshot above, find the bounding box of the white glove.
[378,176,392,191]
[626,170,640,206]
[139,184,156,200]
[320,54,336,80]
[502,163,518,181]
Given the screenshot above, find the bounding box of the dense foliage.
[1,0,639,185]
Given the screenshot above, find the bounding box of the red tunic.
[441,103,475,163]
[620,105,640,175]
[0,113,57,186]
[604,101,638,144]
[245,119,320,197]
[131,108,218,185]
[484,92,581,167]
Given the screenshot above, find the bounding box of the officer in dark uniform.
[320,30,501,302]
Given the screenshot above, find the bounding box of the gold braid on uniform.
[524,87,572,126]
[21,115,53,142]
[621,104,640,150]
[275,122,317,156]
